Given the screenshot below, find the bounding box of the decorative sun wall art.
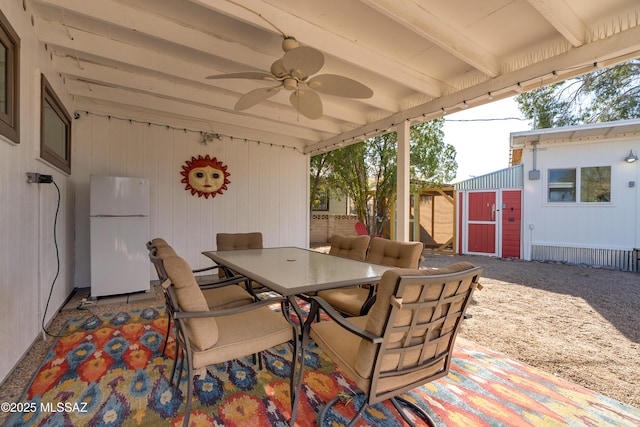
[180,155,230,198]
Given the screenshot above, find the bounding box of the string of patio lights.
[307,51,639,155]
[75,51,635,157]
[73,110,305,153]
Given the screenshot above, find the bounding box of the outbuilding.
[456,119,640,272]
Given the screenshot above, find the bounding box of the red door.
[467,192,496,254]
[501,190,521,258]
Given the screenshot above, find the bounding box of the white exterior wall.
[73,114,309,286]
[0,2,75,382]
[521,137,640,261]
[0,1,309,383]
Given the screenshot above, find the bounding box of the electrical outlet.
[26,172,53,184]
[26,172,40,183]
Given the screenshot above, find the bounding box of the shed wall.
[520,136,639,270]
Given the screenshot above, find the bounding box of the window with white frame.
[580,166,610,202]
[40,75,72,174]
[548,168,576,202]
[548,166,611,203]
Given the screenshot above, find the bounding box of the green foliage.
[516,59,640,128]
[309,118,457,235]
[409,119,457,187]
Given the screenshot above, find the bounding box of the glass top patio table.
[202,247,392,296]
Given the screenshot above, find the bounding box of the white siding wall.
[0,0,309,383]
[73,114,309,286]
[521,137,640,260]
[0,2,75,382]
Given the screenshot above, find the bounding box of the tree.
[516,59,640,128]
[310,118,457,236]
[309,150,334,213]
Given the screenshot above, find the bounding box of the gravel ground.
[421,252,640,408]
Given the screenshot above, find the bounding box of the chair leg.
[290,339,304,426]
[391,396,437,427]
[162,317,171,356]
[170,343,183,387]
[169,338,178,385]
[182,364,194,427]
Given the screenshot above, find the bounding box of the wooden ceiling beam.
[191,0,445,97]
[362,0,501,77]
[526,0,586,47]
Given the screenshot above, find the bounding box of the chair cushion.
[192,307,293,368]
[366,238,422,268]
[155,245,177,258]
[163,256,219,351]
[203,286,254,309]
[216,232,263,250]
[328,235,370,261]
[316,287,370,317]
[310,316,369,390]
[216,233,265,290]
[150,237,170,248]
[319,238,423,317]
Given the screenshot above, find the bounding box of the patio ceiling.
[28,0,640,154]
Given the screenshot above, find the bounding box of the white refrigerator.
[90,175,150,297]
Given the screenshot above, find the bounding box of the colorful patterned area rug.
[5,305,640,427]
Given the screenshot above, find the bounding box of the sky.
[442,97,532,183]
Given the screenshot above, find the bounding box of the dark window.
[548,168,576,202]
[41,75,72,174]
[0,10,20,143]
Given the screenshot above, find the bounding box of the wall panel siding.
[1,2,75,382]
[72,114,309,286]
[532,245,636,272]
[521,138,639,263]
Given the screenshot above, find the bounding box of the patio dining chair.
[216,232,268,297]
[147,240,254,356]
[355,221,384,238]
[305,263,483,427]
[163,254,301,427]
[328,234,370,261]
[317,237,423,316]
[148,238,226,286]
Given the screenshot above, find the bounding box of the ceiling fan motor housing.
[283,78,298,91]
[282,36,299,51]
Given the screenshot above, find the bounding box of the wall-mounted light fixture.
[201,132,222,145]
[624,150,638,163]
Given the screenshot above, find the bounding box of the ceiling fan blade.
[206,72,275,81]
[289,90,323,120]
[282,46,324,79]
[307,74,373,98]
[235,86,281,110]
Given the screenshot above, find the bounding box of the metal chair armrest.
[309,296,383,344]
[173,296,287,319]
[191,264,221,274]
[196,275,248,290]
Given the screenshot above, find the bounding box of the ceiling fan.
[206,37,374,120]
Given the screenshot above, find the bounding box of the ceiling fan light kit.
[207,36,373,119]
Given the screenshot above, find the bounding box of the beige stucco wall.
[310,215,359,243]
